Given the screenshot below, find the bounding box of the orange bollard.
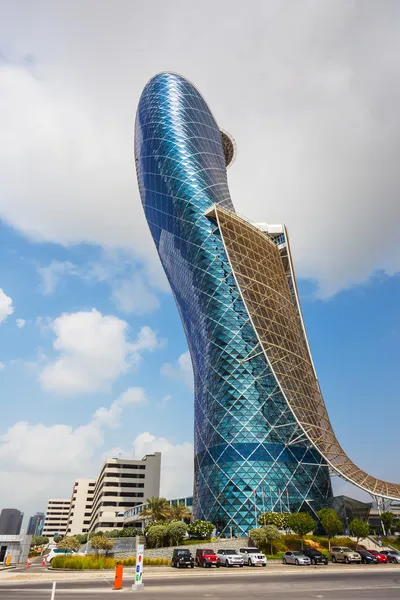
[42,558,46,567]
[25,558,31,569]
[114,563,123,590]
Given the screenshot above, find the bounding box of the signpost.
[132,536,144,592]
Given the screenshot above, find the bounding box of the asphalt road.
[1,568,400,599]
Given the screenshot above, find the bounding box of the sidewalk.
[0,561,399,583]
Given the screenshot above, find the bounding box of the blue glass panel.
[135,73,333,536]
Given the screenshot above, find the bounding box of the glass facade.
[135,73,333,536]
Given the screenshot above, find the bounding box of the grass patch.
[382,537,400,551]
[51,555,169,570]
[182,538,212,546]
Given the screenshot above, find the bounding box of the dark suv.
[171,548,195,568]
[195,548,219,568]
[302,547,328,565]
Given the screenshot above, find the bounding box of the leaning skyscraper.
[135,73,400,536]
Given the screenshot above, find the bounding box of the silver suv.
[331,546,361,564]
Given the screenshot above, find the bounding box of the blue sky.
[1,1,399,524]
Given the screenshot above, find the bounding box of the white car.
[239,547,267,567]
[46,549,75,564]
[216,549,244,567]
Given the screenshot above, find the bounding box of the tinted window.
[203,549,214,554]
[225,550,236,554]
[292,552,303,556]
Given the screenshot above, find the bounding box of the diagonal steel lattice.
[212,205,400,501]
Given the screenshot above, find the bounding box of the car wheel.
[331,556,336,563]
[282,558,287,564]
[216,563,220,568]
[191,564,194,569]
[344,557,349,564]
[248,558,252,567]
[295,559,299,566]
[225,560,229,568]
[263,563,266,567]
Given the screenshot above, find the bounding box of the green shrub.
[51,555,169,569]
[187,520,214,539]
[166,521,187,546]
[258,512,290,528]
[147,525,168,548]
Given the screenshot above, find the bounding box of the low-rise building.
[65,479,96,536]
[0,534,32,565]
[42,499,71,538]
[87,453,161,534]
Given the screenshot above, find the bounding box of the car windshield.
[203,550,214,554]
[341,548,352,552]
[225,550,237,554]
[247,549,259,553]
[292,552,303,556]
[176,550,190,555]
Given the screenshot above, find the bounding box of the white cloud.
[160,394,172,409]
[0,2,399,296]
[38,261,77,295]
[132,432,193,498]
[0,387,144,477]
[38,309,163,395]
[111,274,160,315]
[161,351,194,390]
[0,289,14,323]
[38,255,163,315]
[94,387,147,428]
[0,362,4,371]
[16,318,26,329]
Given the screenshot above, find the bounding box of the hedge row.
[51,556,169,570]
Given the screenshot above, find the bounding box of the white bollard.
[50,581,56,600]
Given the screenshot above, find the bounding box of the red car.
[367,550,388,563]
[195,548,220,568]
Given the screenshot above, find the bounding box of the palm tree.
[170,502,192,521]
[141,497,172,521]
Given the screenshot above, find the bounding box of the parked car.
[195,548,219,568]
[302,547,328,565]
[356,549,378,564]
[171,548,194,568]
[330,547,361,564]
[239,547,267,567]
[216,549,244,567]
[367,550,388,564]
[282,551,311,566]
[380,550,400,564]
[46,549,75,564]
